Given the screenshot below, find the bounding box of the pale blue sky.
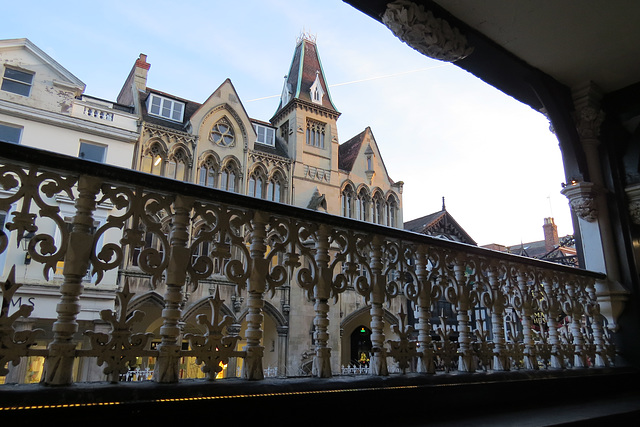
[2,0,572,246]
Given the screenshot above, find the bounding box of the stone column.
[561,83,628,329]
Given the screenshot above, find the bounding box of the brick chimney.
[543,217,559,252]
[117,53,151,106]
[133,53,150,91]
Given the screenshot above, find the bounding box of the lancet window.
[198,155,218,188]
[248,167,267,199]
[341,184,355,218]
[372,191,385,225]
[166,147,189,181]
[140,142,165,176]
[220,160,240,192]
[266,171,285,203]
[386,194,398,228]
[306,119,325,149]
[356,187,370,222]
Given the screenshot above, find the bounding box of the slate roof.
[338,128,367,172]
[275,38,339,114]
[404,209,477,245]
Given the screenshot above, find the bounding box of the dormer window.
[147,93,184,122]
[309,71,324,105]
[253,123,275,147]
[2,67,34,97]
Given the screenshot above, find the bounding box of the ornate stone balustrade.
[82,106,114,121]
[0,142,614,388]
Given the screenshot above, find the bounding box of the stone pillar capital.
[624,183,640,225]
[561,181,598,222]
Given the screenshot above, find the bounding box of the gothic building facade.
[114,35,405,377]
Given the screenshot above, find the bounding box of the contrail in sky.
[246,64,448,102]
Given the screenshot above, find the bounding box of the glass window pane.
[172,102,183,121]
[78,142,106,162]
[161,99,172,118]
[1,79,30,96]
[0,123,22,144]
[4,68,33,84]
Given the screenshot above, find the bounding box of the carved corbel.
[574,106,605,142]
[561,181,598,222]
[382,0,473,62]
[625,183,640,225]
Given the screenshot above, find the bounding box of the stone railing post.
[516,270,538,370]
[42,176,101,386]
[242,211,269,380]
[452,257,475,372]
[542,275,564,369]
[566,280,587,368]
[369,235,388,376]
[153,195,193,383]
[585,279,608,367]
[415,245,435,373]
[312,224,332,378]
[486,264,508,371]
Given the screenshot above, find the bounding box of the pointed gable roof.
[0,38,85,93]
[338,128,367,172]
[404,207,477,246]
[274,35,339,115]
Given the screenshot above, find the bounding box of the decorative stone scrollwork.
[574,106,605,141]
[625,183,640,225]
[561,181,598,222]
[0,266,43,376]
[382,0,474,62]
[84,280,153,383]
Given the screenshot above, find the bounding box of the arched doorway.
[350,325,372,366]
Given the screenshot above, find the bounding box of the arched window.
[166,147,188,181]
[341,184,355,218]
[248,167,266,199]
[141,142,165,176]
[372,191,384,224]
[356,187,370,222]
[199,155,218,188]
[387,194,398,228]
[220,160,239,192]
[266,171,285,203]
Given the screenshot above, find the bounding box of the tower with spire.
[270,34,342,211]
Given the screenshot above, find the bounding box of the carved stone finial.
[382,0,473,62]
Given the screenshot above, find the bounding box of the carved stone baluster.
[566,280,587,368]
[516,270,538,370]
[415,245,435,373]
[42,176,101,386]
[153,195,192,383]
[452,257,475,372]
[242,211,269,380]
[368,235,388,376]
[486,264,509,371]
[585,278,608,367]
[312,224,332,378]
[542,275,564,369]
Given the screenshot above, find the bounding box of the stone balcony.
[0,141,636,424]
